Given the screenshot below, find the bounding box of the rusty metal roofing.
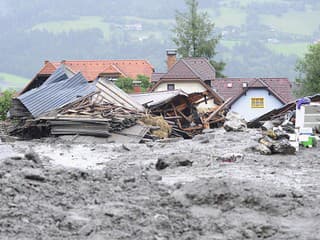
[18,71,96,117]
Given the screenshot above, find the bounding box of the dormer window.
[227,83,233,88]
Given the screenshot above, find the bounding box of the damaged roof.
[95,79,144,112]
[18,68,96,118]
[130,90,188,108]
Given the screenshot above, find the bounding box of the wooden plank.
[204,97,232,123]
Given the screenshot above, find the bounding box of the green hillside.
[0,73,29,90]
[1,0,320,82]
[31,16,111,41]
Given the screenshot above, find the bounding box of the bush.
[0,89,15,120]
[115,77,134,93]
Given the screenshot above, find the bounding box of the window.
[167,84,175,91]
[251,98,265,108]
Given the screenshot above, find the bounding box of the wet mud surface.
[1,129,320,239]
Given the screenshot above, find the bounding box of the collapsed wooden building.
[9,65,229,140]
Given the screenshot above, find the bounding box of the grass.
[260,9,320,35]
[122,16,173,26]
[266,42,310,57]
[0,72,29,90]
[206,7,246,28]
[31,16,111,41]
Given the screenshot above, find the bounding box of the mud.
[1,128,320,239]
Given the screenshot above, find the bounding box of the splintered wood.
[45,94,143,137]
[148,93,229,138]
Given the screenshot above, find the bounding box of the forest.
[0,0,319,89]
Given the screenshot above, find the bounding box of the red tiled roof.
[212,78,294,104]
[100,64,125,76]
[38,60,154,81]
[38,62,58,75]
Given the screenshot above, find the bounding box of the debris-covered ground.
[1,128,320,239]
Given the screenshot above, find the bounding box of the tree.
[295,43,320,97]
[0,89,15,121]
[137,75,151,92]
[172,0,225,77]
[115,77,134,93]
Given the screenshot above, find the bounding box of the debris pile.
[43,93,143,137]
[256,128,296,155]
[131,91,230,138]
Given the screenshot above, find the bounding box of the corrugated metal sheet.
[130,90,188,108]
[42,65,70,86]
[95,79,144,112]
[18,72,96,117]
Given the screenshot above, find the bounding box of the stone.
[223,112,247,132]
[254,144,272,155]
[271,138,296,155]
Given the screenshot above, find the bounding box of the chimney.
[61,60,66,64]
[166,49,177,70]
[44,60,49,65]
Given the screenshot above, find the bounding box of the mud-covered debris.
[259,136,296,155]
[10,155,23,160]
[216,153,244,162]
[25,151,41,163]
[192,134,209,144]
[254,143,272,155]
[223,111,247,132]
[22,168,45,182]
[78,223,96,236]
[156,154,193,170]
[272,138,296,154]
[156,158,170,170]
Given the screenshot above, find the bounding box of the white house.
[212,78,294,121]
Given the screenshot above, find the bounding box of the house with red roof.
[21,59,154,94]
[152,50,293,120]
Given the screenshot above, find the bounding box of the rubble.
[132,91,230,138]
[223,111,247,132]
[258,135,296,155]
[0,127,320,239]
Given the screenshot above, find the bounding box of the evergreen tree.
[295,43,320,97]
[172,0,225,77]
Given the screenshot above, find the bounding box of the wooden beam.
[204,97,232,123]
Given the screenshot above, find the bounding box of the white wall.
[231,89,283,121]
[154,81,215,108]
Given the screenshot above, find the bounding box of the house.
[212,78,294,121]
[21,59,154,94]
[151,50,224,108]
